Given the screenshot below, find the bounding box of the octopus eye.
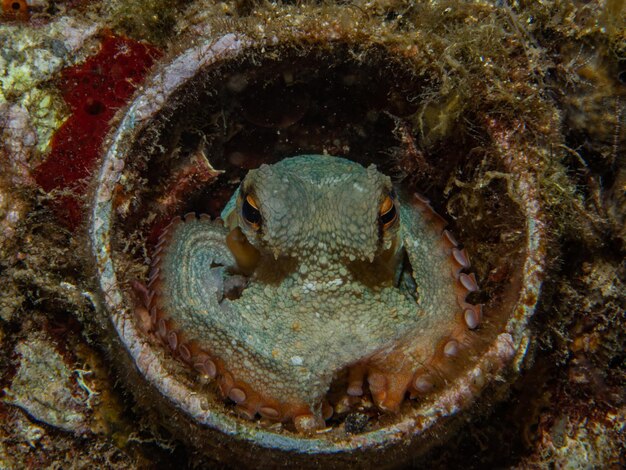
[379,194,398,230]
[242,194,262,229]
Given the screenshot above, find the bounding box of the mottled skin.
[144,155,481,430]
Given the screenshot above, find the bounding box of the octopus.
[90,21,547,466]
[133,154,482,432]
[5,0,623,467]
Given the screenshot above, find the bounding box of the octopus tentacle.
[408,194,482,393]
[134,215,319,429]
[346,192,483,410]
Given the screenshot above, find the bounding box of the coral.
[524,411,624,469]
[32,32,161,228]
[102,0,181,45]
[3,334,90,433]
[0,104,34,262]
[0,16,99,99]
[0,16,102,161]
[0,401,139,469]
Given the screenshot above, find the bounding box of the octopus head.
[222,155,400,274]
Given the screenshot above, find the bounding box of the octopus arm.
[347,193,482,411]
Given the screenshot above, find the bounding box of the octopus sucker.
[91,22,548,466]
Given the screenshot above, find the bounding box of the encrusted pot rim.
[90,30,546,457]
